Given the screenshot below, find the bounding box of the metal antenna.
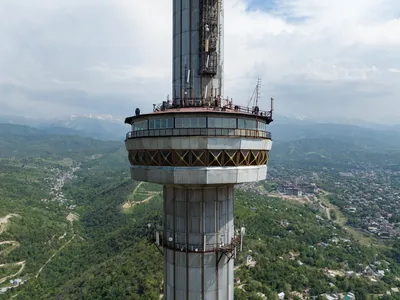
[255,77,261,107]
[240,226,245,252]
[184,56,188,103]
[247,78,262,108]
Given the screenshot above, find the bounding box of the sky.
[1,0,400,123]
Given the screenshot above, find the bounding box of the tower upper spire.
[173,0,223,106]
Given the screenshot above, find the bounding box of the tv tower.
[125,1,273,299]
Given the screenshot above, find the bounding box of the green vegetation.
[1,123,400,299]
[233,190,400,299]
[0,123,119,158]
[270,137,400,170]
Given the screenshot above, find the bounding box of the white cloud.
[0,0,399,121]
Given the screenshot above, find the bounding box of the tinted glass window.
[208,118,215,127]
[222,118,230,128]
[238,119,257,130]
[175,117,207,128]
[155,119,161,129]
[132,120,148,131]
[148,118,173,129]
[246,120,256,130]
[238,119,245,129]
[175,118,183,128]
[198,117,206,128]
[258,121,266,131]
[183,118,190,128]
[208,118,222,128]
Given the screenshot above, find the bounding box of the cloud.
[0,0,400,122]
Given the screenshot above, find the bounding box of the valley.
[0,122,400,299]
[0,161,82,295]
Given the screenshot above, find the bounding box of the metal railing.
[154,97,273,118]
[162,239,238,254]
[126,128,272,140]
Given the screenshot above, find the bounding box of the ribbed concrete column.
[163,185,234,300]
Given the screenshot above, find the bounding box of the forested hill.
[0,124,134,299]
[0,123,121,158]
[270,137,400,171]
[0,123,399,299]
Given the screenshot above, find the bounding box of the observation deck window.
[149,118,174,129]
[132,120,148,131]
[175,117,207,128]
[208,117,236,128]
[238,119,257,130]
[258,121,267,131]
[132,116,268,132]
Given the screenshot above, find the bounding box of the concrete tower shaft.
[173,0,223,103]
[163,185,234,299]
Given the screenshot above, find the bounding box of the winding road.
[0,214,25,285]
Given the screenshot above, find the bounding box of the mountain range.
[0,114,129,141]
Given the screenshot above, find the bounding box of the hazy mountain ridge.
[0,123,120,158]
[0,115,128,141]
[4,116,400,165]
[3,113,400,143]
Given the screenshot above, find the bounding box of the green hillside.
[0,124,399,299]
[271,122,400,149]
[0,126,128,298]
[270,138,400,170]
[0,123,120,158]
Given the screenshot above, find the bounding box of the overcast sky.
[1,0,400,123]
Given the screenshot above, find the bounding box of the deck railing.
[126,128,272,140]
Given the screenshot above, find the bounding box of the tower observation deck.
[124,1,273,299]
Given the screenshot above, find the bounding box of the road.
[122,182,160,210]
[0,214,20,234]
[35,234,76,278]
[0,214,25,285]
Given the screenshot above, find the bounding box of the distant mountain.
[41,126,88,136]
[0,122,90,138]
[0,123,121,158]
[69,113,124,123]
[270,122,400,151]
[4,113,400,147]
[0,114,43,127]
[273,113,391,129]
[0,114,129,141]
[270,137,400,170]
[268,119,400,170]
[45,117,128,141]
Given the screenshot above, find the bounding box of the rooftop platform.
[125,98,274,125]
